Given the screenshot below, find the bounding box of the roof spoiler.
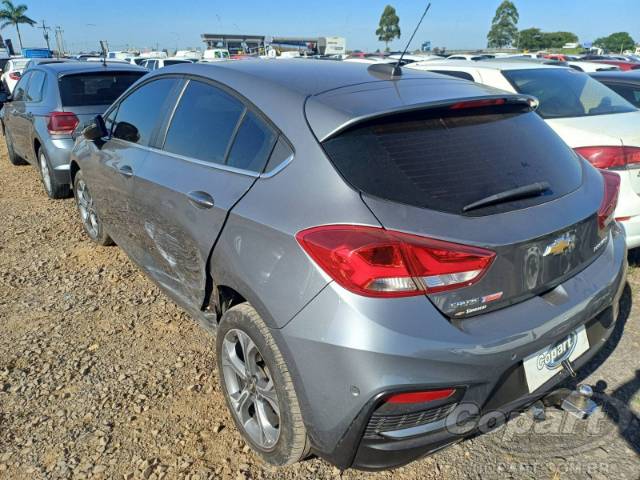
[320,94,539,142]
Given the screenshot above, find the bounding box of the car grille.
[363,403,456,439]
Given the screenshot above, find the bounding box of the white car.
[1,57,30,93]
[407,60,640,248]
[139,58,193,70]
[567,61,620,73]
[447,53,495,61]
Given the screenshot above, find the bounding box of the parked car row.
[0,58,630,471]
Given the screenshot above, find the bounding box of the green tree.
[0,0,36,51]
[376,5,401,51]
[594,32,636,53]
[517,27,543,50]
[487,1,519,48]
[542,31,579,49]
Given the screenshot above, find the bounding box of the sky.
[5,0,640,53]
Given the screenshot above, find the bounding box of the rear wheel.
[39,149,70,199]
[73,170,113,246]
[216,303,309,466]
[4,129,26,165]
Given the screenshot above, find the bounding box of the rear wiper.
[462,181,551,212]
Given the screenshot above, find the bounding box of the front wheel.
[216,303,309,466]
[73,170,113,246]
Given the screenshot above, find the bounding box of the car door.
[4,71,31,158]
[132,78,278,309]
[84,76,181,262]
[20,69,48,163]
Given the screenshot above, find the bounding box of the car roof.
[144,59,532,141]
[36,62,148,75]
[410,60,568,71]
[591,70,640,82]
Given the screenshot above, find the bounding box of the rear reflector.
[296,225,495,297]
[574,146,640,169]
[449,98,506,110]
[47,111,79,135]
[386,389,456,404]
[598,170,621,231]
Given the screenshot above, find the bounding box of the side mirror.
[83,114,108,141]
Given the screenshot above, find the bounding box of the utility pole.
[39,20,51,51]
[55,26,65,56]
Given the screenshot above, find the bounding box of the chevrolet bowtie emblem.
[543,233,576,257]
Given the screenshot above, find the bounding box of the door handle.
[117,165,134,177]
[187,190,215,209]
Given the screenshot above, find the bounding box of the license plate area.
[522,325,590,393]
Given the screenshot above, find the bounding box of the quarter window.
[163,80,244,165]
[12,71,31,101]
[112,77,178,145]
[25,70,45,102]
[226,111,277,172]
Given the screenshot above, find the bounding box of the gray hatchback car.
[69,60,627,470]
[1,62,146,198]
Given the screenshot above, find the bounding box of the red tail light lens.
[598,170,621,231]
[8,72,21,80]
[47,112,79,135]
[386,388,456,404]
[296,225,495,298]
[574,146,640,169]
[449,98,506,110]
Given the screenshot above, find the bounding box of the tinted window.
[25,70,45,102]
[430,70,474,81]
[264,136,294,174]
[322,107,583,216]
[12,72,31,101]
[59,72,144,107]
[163,80,244,164]
[503,68,637,118]
[164,60,188,66]
[227,111,277,171]
[603,83,640,108]
[113,78,178,145]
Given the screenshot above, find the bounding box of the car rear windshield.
[59,71,145,106]
[322,106,583,216]
[503,68,637,118]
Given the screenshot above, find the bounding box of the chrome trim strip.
[259,153,294,179]
[53,164,70,171]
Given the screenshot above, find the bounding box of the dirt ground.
[0,137,638,480]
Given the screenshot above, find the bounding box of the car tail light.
[449,98,506,110]
[296,225,495,298]
[574,146,640,169]
[385,388,456,404]
[47,112,79,135]
[598,170,621,231]
[8,72,20,80]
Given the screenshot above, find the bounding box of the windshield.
[503,68,637,119]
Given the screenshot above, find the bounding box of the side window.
[25,70,46,102]
[430,70,475,81]
[148,60,157,70]
[12,72,31,101]
[103,105,119,135]
[263,136,294,174]
[606,83,640,108]
[226,111,277,172]
[163,80,244,164]
[112,77,178,145]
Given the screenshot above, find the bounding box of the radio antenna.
[393,2,431,76]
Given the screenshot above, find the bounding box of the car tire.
[216,303,309,466]
[73,170,113,246]
[38,148,71,199]
[4,129,26,166]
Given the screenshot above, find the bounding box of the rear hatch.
[58,70,145,128]
[314,91,610,318]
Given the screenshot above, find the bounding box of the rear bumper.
[618,216,640,249]
[43,137,74,185]
[276,226,627,470]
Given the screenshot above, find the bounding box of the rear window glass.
[59,72,145,106]
[164,60,189,66]
[503,68,637,118]
[322,108,583,216]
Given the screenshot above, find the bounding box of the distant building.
[201,33,345,56]
[421,40,431,52]
[562,42,580,49]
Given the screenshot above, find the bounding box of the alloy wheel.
[76,178,100,239]
[40,152,52,195]
[221,329,281,450]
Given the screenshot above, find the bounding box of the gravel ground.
[0,138,639,480]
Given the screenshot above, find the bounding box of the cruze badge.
[543,232,576,257]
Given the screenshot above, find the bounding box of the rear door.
[132,78,277,309]
[5,70,32,157]
[84,76,180,262]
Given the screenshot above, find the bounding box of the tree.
[0,0,36,51]
[594,32,636,53]
[487,1,519,48]
[517,27,543,50]
[542,31,578,49]
[376,5,401,51]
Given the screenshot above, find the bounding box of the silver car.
[69,61,627,470]
[0,62,146,198]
